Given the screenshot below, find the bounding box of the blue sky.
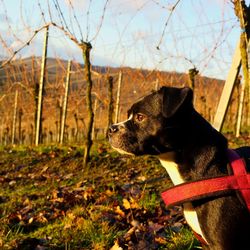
[0,0,247,79]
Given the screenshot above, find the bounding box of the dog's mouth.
[109,132,172,156]
[110,145,135,156]
[109,132,138,155]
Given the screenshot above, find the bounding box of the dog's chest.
[159,154,208,244]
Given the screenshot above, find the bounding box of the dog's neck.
[158,152,185,185]
[158,151,209,245]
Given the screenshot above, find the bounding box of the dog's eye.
[135,113,145,122]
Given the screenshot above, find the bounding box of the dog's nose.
[109,124,119,134]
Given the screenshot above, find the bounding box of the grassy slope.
[0,135,248,249]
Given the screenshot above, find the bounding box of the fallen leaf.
[115,206,125,218]
[124,227,136,241]
[155,236,167,245]
[148,221,164,233]
[105,189,114,196]
[41,166,49,173]
[28,217,34,224]
[129,197,139,209]
[110,240,123,250]
[67,212,76,220]
[122,198,131,209]
[37,213,48,223]
[130,220,140,227]
[9,180,16,186]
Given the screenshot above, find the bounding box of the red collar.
[161,149,250,210]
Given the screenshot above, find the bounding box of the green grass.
[0,136,248,249]
[165,227,201,250]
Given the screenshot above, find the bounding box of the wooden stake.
[106,76,114,137]
[248,84,250,126]
[35,26,49,146]
[92,98,98,140]
[11,90,18,145]
[155,78,159,91]
[213,40,241,131]
[18,108,23,144]
[60,60,71,144]
[0,119,3,145]
[115,71,122,123]
[236,82,246,137]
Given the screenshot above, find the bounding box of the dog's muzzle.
[109,124,118,134]
[108,123,125,137]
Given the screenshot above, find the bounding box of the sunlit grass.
[0,138,248,249]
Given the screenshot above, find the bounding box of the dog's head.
[108,86,193,155]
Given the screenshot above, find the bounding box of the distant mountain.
[0,56,226,124]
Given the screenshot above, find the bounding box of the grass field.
[0,135,248,249]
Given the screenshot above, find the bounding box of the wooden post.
[35,25,49,146]
[155,78,159,91]
[11,90,18,145]
[236,82,246,137]
[60,60,71,144]
[18,108,23,144]
[213,40,242,131]
[0,118,3,145]
[106,76,114,138]
[92,98,98,140]
[115,71,122,123]
[248,84,250,127]
[57,96,63,143]
[74,113,79,142]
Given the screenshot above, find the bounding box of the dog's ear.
[160,87,193,118]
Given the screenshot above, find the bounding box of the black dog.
[108,86,250,250]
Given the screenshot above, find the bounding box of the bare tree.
[81,42,94,166]
[233,0,250,136]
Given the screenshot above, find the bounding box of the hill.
[0,56,229,145]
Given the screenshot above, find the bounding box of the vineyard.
[0,1,249,152]
[0,57,228,146]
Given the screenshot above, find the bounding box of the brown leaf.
[115,206,125,218]
[83,187,94,201]
[37,212,48,223]
[67,212,76,220]
[155,236,167,245]
[123,197,139,210]
[130,220,140,228]
[105,189,114,196]
[17,213,22,221]
[110,240,123,250]
[123,198,131,209]
[28,217,34,224]
[148,221,164,233]
[41,165,49,173]
[124,227,136,241]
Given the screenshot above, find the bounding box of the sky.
[0,0,248,79]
